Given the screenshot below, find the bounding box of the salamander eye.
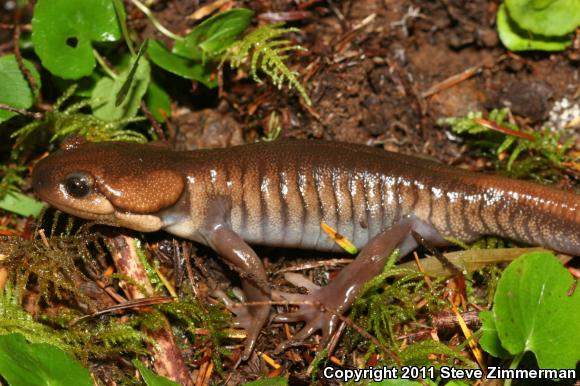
[64,172,93,198]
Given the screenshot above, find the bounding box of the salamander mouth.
[36,189,116,224]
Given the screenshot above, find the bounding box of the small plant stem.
[130,0,183,41]
[504,353,524,386]
[0,103,42,119]
[13,6,40,102]
[93,49,117,79]
[474,118,534,140]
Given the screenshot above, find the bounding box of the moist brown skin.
[32,138,580,358]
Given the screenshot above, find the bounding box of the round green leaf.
[478,311,511,359]
[493,251,580,369]
[497,4,572,51]
[0,54,40,123]
[32,0,122,79]
[505,0,580,36]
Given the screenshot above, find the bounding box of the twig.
[13,6,39,102]
[258,11,314,22]
[420,65,481,98]
[140,100,166,140]
[473,117,534,140]
[276,258,353,274]
[411,231,463,276]
[188,0,229,20]
[109,235,192,386]
[69,296,174,325]
[130,0,182,41]
[0,103,42,119]
[0,23,31,31]
[93,49,118,78]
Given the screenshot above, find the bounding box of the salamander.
[32,137,580,359]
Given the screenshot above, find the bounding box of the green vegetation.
[306,251,478,381]
[133,359,180,386]
[0,333,92,386]
[241,377,288,386]
[222,22,311,105]
[497,0,580,51]
[0,0,310,216]
[479,252,580,381]
[439,108,578,181]
[0,212,232,385]
[0,1,578,384]
[0,55,40,123]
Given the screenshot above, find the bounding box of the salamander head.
[32,136,185,232]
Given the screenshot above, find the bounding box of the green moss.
[439,108,578,184]
[11,85,147,151]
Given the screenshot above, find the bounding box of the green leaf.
[112,0,133,55]
[493,251,580,369]
[145,81,171,122]
[173,8,254,62]
[51,73,101,98]
[148,40,216,88]
[505,0,580,36]
[0,333,92,386]
[242,377,288,386]
[91,56,151,121]
[31,0,122,79]
[371,380,423,386]
[0,54,40,123]
[0,191,44,217]
[497,4,572,51]
[133,360,180,386]
[478,311,511,359]
[116,40,148,106]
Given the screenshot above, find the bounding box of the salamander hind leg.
[273,216,448,353]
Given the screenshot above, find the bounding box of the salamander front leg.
[202,225,271,360]
[273,216,447,353]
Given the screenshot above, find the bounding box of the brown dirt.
[152,0,579,167]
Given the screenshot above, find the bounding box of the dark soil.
[152,1,579,166]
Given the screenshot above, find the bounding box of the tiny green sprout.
[261,111,282,142]
[497,0,580,51]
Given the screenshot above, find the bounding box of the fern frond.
[222,23,311,105]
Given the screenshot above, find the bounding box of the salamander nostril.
[32,169,45,191]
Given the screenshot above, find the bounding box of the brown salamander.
[32,137,580,359]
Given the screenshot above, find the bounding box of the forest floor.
[0,0,578,385]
